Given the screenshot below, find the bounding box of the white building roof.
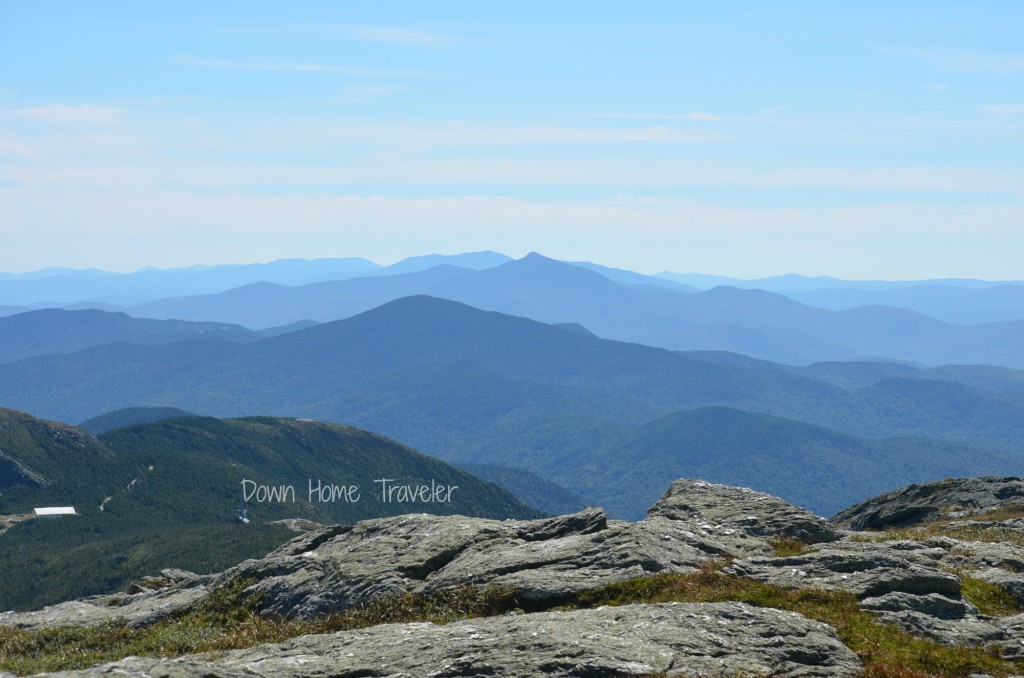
[33,507,78,516]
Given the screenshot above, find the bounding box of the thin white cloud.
[0,138,42,159]
[212,22,459,47]
[589,111,723,122]
[761,104,798,116]
[4,104,124,126]
[308,120,724,147]
[328,24,457,47]
[334,84,404,105]
[886,47,1024,73]
[982,103,1024,116]
[172,54,425,78]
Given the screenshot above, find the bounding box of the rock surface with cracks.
[7,475,1024,676]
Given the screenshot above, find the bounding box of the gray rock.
[726,540,960,600]
[833,476,1024,530]
[996,614,1024,659]
[870,610,1004,647]
[40,603,862,677]
[0,449,49,488]
[31,656,256,677]
[858,591,1003,646]
[232,510,720,617]
[860,591,980,619]
[127,568,199,595]
[0,577,210,629]
[722,540,1024,647]
[0,480,850,629]
[420,516,722,602]
[20,475,1024,674]
[649,478,841,546]
[923,536,1024,573]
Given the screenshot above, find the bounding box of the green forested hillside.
[0,408,113,510]
[0,409,539,611]
[97,416,541,524]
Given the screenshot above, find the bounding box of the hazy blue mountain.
[0,305,28,318]
[0,266,111,281]
[0,258,381,306]
[376,250,512,274]
[585,406,1022,518]
[782,284,1024,325]
[552,322,597,337]
[0,253,516,308]
[78,406,197,435]
[791,361,923,390]
[567,261,697,292]
[120,254,1024,367]
[657,271,1024,292]
[2,296,1023,519]
[257,319,321,337]
[132,265,476,327]
[921,364,1024,396]
[55,301,126,313]
[456,463,590,516]
[0,308,260,364]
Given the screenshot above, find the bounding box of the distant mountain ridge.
[0,251,510,307]
[78,406,197,435]
[1,296,1021,519]
[657,271,1024,292]
[0,308,259,364]
[6,252,1024,361]
[782,284,1024,325]
[105,254,1024,368]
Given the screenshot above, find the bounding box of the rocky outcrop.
[832,476,1024,530]
[726,540,960,600]
[230,508,719,618]
[0,569,209,629]
[0,449,48,489]
[10,476,1024,676]
[38,603,862,678]
[235,483,847,620]
[649,478,841,546]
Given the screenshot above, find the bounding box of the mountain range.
[93,254,1024,368]
[0,252,510,307]
[1,295,1021,519]
[5,253,1023,365]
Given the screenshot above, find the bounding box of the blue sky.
[1,2,1022,278]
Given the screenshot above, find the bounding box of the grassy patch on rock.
[960,576,1024,617]
[565,563,1023,678]
[0,578,520,674]
[970,504,1024,523]
[3,566,1023,677]
[768,535,816,557]
[851,521,1024,551]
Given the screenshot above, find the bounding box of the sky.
[1,1,1022,279]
